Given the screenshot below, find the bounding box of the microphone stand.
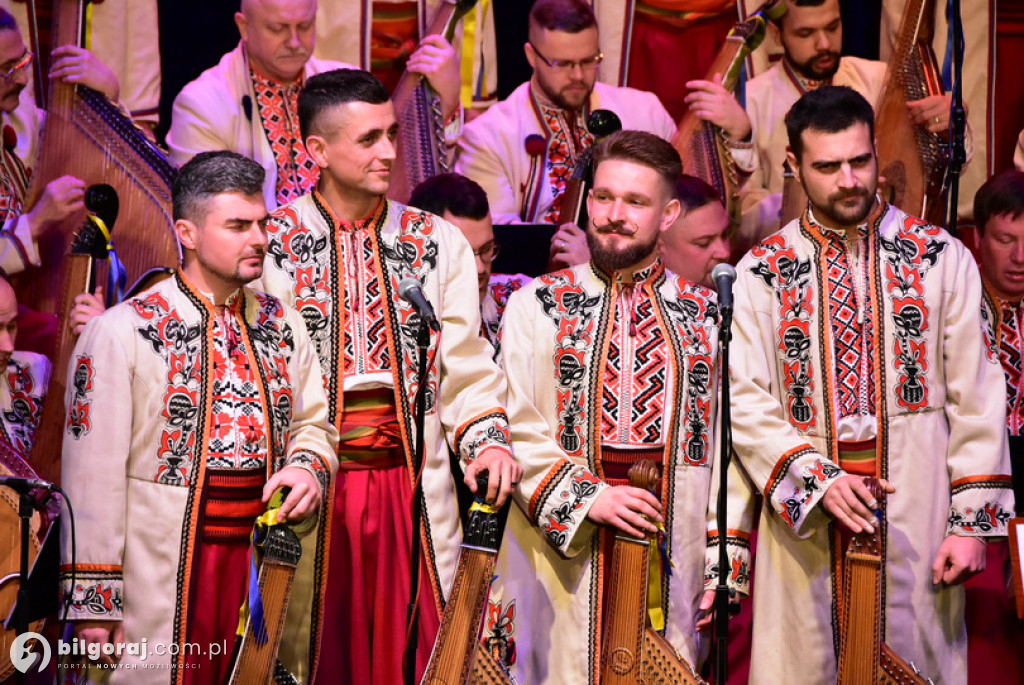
[945,0,966,237]
[9,482,46,684]
[404,317,432,685]
[713,303,734,682]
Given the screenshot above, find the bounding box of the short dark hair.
[0,9,17,32]
[173,151,265,223]
[975,170,1024,234]
[676,174,721,211]
[592,130,682,196]
[528,0,597,34]
[773,0,829,25]
[298,69,390,141]
[785,85,875,162]
[408,173,490,220]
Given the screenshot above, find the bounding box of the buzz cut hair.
[298,68,390,142]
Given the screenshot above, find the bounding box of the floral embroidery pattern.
[3,357,45,454]
[66,356,96,440]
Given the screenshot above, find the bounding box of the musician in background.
[975,169,1024,514]
[0,275,47,455]
[659,174,731,289]
[408,172,528,357]
[166,0,462,211]
[488,130,752,683]
[454,0,677,231]
[258,68,521,684]
[60,151,337,683]
[0,8,125,276]
[730,0,959,250]
[729,86,1012,684]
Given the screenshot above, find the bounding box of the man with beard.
[729,86,1012,684]
[258,69,522,684]
[486,129,752,683]
[168,0,461,210]
[60,151,337,684]
[454,0,676,233]
[726,0,956,247]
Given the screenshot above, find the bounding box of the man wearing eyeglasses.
[0,8,124,277]
[409,172,528,358]
[455,0,676,235]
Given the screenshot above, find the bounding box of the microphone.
[0,475,56,492]
[397,277,440,332]
[711,263,737,310]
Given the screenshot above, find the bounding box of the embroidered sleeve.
[527,458,607,557]
[942,248,1014,536]
[704,459,757,595]
[60,314,134,621]
[0,215,40,276]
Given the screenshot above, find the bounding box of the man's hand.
[264,467,321,522]
[906,94,954,135]
[695,589,716,632]
[50,46,120,102]
[586,485,662,538]
[684,73,752,142]
[73,620,124,666]
[549,222,590,270]
[820,475,895,534]
[407,34,460,119]
[931,534,986,587]
[71,288,105,335]
[464,447,523,507]
[26,175,86,236]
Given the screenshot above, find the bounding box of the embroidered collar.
[176,269,245,310]
[805,196,886,239]
[984,278,1024,310]
[313,191,387,233]
[595,258,664,285]
[782,60,831,95]
[245,46,303,90]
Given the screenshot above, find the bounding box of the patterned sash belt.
[601,446,665,490]
[200,468,266,542]
[837,438,878,477]
[337,388,406,471]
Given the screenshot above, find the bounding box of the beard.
[536,73,593,111]
[789,50,841,81]
[812,188,875,229]
[586,226,659,273]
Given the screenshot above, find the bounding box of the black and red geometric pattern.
[534,98,594,224]
[987,294,1024,434]
[251,70,319,206]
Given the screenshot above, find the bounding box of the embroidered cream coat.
[488,262,753,684]
[59,274,338,684]
[730,203,1014,684]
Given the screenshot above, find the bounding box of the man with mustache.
[60,151,338,684]
[486,129,752,683]
[167,0,461,210]
[724,0,956,250]
[729,85,1012,684]
[454,0,677,240]
[259,68,522,684]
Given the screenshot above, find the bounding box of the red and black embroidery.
[66,356,96,440]
[534,270,602,457]
[2,358,45,454]
[880,217,947,412]
[251,71,319,206]
[481,599,517,668]
[750,234,817,430]
[530,90,594,224]
[985,293,1024,434]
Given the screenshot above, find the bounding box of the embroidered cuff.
[455,410,512,463]
[528,459,608,557]
[704,529,752,595]
[946,475,1014,536]
[765,445,842,537]
[61,565,124,621]
[283,449,332,502]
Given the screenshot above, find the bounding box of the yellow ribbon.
[469,500,498,515]
[235,490,288,639]
[647,522,675,631]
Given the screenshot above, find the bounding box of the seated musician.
[709,0,963,249]
[408,172,528,357]
[60,151,338,682]
[0,275,47,455]
[167,0,462,211]
[659,174,731,289]
[974,169,1024,514]
[728,86,1012,684]
[487,130,752,683]
[0,8,126,277]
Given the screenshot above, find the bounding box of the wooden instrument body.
[874,0,947,226]
[229,522,303,685]
[600,460,706,685]
[837,525,931,685]
[0,443,48,680]
[14,0,179,316]
[389,0,477,204]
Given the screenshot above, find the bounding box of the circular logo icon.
[10,631,50,673]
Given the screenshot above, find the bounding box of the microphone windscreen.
[524,134,546,158]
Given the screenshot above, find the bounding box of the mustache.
[593,221,638,236]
